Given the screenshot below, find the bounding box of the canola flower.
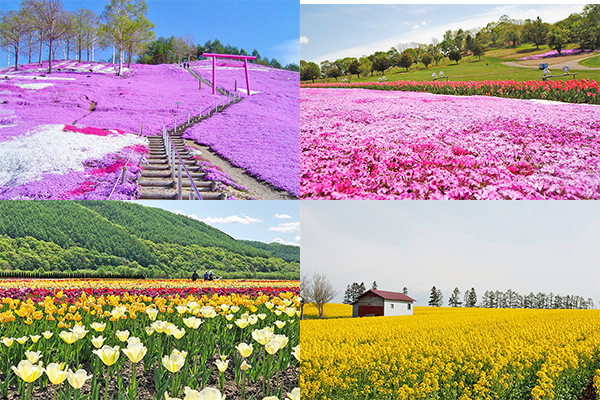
[301,306,600,400]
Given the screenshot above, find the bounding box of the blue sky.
[1,0,299,66]
[129,200,300,246]
[301,4,586,63]
[301,202,600,306]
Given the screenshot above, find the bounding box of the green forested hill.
[240,240,300,263]
[0,201,299,279]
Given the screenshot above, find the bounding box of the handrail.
[163,125,203,200]
[106,151,135,200]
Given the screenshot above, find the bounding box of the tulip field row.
[301,88,600,199]
[300,307,600,400]
[301,78,600,105]
[0,279,300,400]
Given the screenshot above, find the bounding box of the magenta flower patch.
[301,88,600,200]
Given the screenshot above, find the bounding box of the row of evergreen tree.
[342,281,595,309]
[430,286,595,310]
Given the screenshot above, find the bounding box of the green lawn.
[307,44,599,84]
[580,54,600,68]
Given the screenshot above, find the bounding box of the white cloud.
[300,36,310,44]
[268,222,300,233]
[272,237,300,247]
[200,215,262,225]
[270,38,300,66]
[274,213,292,219]
[412,24,420,30]
[422,21,427,26]
[295,236,301,242]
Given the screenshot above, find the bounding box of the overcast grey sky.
[301,202,600,306]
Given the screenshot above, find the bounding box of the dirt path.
[502,54,600,70]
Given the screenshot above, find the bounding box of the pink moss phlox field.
[516,48,596,60]
[186,61,300,196]
[301,88,600,200]
[0,60,227,199]
[301,78,600,105]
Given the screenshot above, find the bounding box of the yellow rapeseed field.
[303,303,352,319]
[301,306,600,400]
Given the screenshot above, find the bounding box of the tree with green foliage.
[343,282,366,304]
[348,59,360,79]
[358,57,372,77]
[522,17,549,49]
[300,60,320,82]
[398,53,413,71]
[420,53,432,68]
[449,287,462,307]
[372,53,391,74]
[471,42,484,60]
[448,50,461,64]
[0,9,31,71]
[327,66,341,80]
[547,26,571,54]
[429,286,443,307]
[464,288,477,307]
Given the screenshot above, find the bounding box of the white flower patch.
[14,82,54,90]
[236,88,260,95]
[0,124,148,186]
[4,75,75,81]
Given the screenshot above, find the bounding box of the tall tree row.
[0,0,155,74]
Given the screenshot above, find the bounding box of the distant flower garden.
[516,48,596,61]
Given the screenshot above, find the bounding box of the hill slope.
[0,201,299,279]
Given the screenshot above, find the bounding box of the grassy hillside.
[306,44,599,85]
[239,240,300,263]
[0,201,299,279]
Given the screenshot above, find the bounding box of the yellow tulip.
[225,314,234,321]
[90,322,106,332]
[265,339,282,355]
[226,324,233,330]
[30,335,41,343]
[127,336,141,345]
[25,350,42,363]
[176,306,188,315]
[230,306,240,313]
[122,343,147,363]
[1,337,14,347]
[91,335,106,349]
[215,359,228,373]
[240,360,252,371]
[235,319,249,329]
[11,360,44,383]
[67,369,92,389]
[173,328,186,340]
[200,307,216,319]
[42,331,53,339]
[162,352,186,373]
[59,331,78,345]
[291,345,300,361]
[272,334,289,348]
[235,343,253,358]
[116,330,130,342]
[70,324,88,340]
[184,386,226,400]
[265,302,274,310]
[182,317,203,329]
[263,397,279,400]
[165,323,177,336]
[145,326,155,336]
[257,314,267,320]
[152,320,168,333]
[92,345,120,366]
[274,320,286,329]
[286,388,300,400]
[16,336,29,345]
[251,328,273,346]
[146,308,159,321]
[45,363,69,385]
[274,310,282,316]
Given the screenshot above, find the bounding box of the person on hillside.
[204,271,209,280]
[191,270,198,282]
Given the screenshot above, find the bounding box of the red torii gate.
[202,53,257,96]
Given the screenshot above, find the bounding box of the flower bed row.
[516,48,595,61]
[301,78,600,105]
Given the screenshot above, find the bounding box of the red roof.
[355,289,416,303]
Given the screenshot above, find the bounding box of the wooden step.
[138,191,227,200]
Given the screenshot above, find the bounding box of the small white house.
[352,290,416,317]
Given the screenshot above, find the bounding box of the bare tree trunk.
[112,45,115,64]
[13,45,19,71]
[48,38,53,73]
[28,38,33,64]
[38,39,43,66]
[118,48,123,76]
